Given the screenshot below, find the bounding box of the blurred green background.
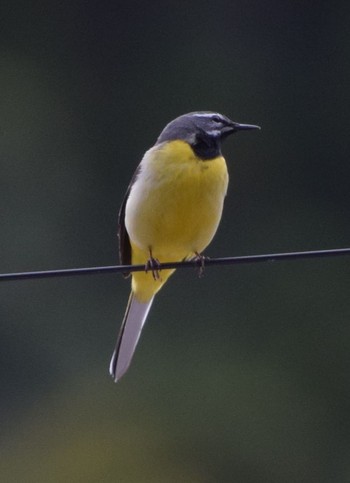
[1,1,350,482]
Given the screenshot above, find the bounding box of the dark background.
[1,1,350,482]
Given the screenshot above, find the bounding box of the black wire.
[0,247,349,282]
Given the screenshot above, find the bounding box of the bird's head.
[156,111,260,159]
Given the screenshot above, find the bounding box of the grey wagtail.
[110,112,260,382]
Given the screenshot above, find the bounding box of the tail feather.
[109,292,154,382]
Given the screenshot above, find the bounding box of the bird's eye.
[212,115,222,123]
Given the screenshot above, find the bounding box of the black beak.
[232,122,261,132]
[221,121,261,137]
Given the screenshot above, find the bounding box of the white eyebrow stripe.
[193,112,220,118]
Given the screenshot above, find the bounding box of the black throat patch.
[190,134,222,160]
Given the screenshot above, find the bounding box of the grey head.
[156,111,260,159]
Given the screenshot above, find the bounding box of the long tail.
[109,292,154,382]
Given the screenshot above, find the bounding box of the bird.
[109,111,260,382]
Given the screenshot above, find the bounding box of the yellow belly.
[125,140,229,301]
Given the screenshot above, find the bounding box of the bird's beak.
[232,122,261,132]
[221,121,261,137]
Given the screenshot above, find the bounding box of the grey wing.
[118,191,132,273]
[118,164,142,276]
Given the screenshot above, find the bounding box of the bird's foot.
[193,252,210,278]
[145,256,161,281]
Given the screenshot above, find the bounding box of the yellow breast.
[126,140,229,262]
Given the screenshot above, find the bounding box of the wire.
[0,247,349,283]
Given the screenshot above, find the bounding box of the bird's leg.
[193,252,210,278]
[145,248,161,281]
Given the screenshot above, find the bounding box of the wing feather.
[118,164,142,276]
